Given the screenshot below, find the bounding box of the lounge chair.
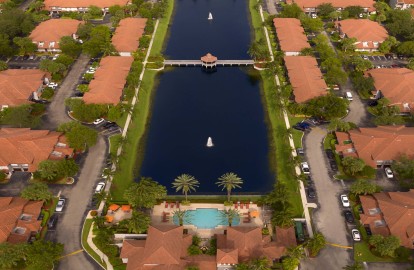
[234,203,238,209]
[176,201,180,208]
[165,202,169,208]
[170,202,175,208]
[240,203,244,209]
[246,203,249,209]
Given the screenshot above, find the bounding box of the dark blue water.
[165,0,251,59]
[139,0,274,194]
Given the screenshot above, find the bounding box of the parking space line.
[327,242,353,249]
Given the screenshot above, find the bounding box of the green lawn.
[289,115,305,148]
[81,219,106,268]
[249,0,265,42]
[354,242,411,263]
[150,0,175,57]
[109,134,122,156]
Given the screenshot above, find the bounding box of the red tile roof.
[288,0,375,11]
[83,56,133,105]
[112,18,147,53]
[366,68,414,113]
[201,53,217,63]
[335,126,414,167]
[0,69,49,107]
[29,19,83,50]
[336,19,388,50]
[0,197,43,244]
[44,0,130,10]
[360,190,414,249]
[0,128,73,172]
[273,18,310,53]
[284,56,328,103]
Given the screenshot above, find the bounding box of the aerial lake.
[139,0,274,194]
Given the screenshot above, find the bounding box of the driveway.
[42,54,90,129]
[48,136,107,270]
[0,172,31,197]
[300,127,352,269]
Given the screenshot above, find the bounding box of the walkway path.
[42,54,90,129]
[258,4,314,237]
[85,221,113,270]
[259,5,274,62]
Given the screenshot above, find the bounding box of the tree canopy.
[369,235,401,257]
[278,3,303,18]
[60,36,82,58]
[25,240,64,269]
[342,157,366,176]
[20,182,52,202]
[316,3,335,18]
[36,159,78,181]
[124,177,167,208]
[302,94,349,120]
[82,25,115,57]
[57,121,98,151]
[350,179,381,195]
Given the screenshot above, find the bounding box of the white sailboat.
[206,137,214,147]
[208,12,213,20]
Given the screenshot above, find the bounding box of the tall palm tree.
[220,209,240,227]
[172,174,199,202]
[249,257,271,270]
[287,245,304,260]
[172,209,188,226]
[93,190,107,204]
[216,172,243,202]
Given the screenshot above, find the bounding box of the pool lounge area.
[152,202,265,238]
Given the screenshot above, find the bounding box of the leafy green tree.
[28,0,44,11]
[13,37,37,55]
[340,38,357,52]
[369,98,405,126]
[172,174,199,202]
[374,1,390,16]
[316,3,335,18]
[282,256,300,270]
[0,61,7,71]
[327,119,351,132]
[287,245,304,260]
[88,5,102,16]
[64,99,108,122]
[392,155,414,182]
[25,240,64,270]
[249,257,271,270]
[278,3,303,18]
[57,121,98,151]
[216,172,243,202]
[396,41,414,56]
[20,183,52,202]
[303,94,349,120]
[39,59,66,75]
[300,15,323,33]
[350,71,374,95]
[77,23,93,40]
[0,9,35,38]
[93,190,107,203]
[385,9,414,41]
[350,179,381,195]
[36,160,60,181]
[120,211,150,233]
[342,157,366,176]
[0,171,6,181]
[343,262,364,270]
[108,4,123,15]
[271,203,294,228]
[306,232,326,257]
[0,34,14,56]
[220,208,240,227]
[300,47,314,56]
[124,177,167,208]
[0,243,27,269]
[407,58,414,70]
[248,40,269,61]
[264,182,289,207]
[325,66,348,85]
[344,6,364,18]
[369,235,401,257]
[350,56,374,72]
[379,36,398,54]
[0,104,40,128]
[82,25,114,57]
[93,215,106,228]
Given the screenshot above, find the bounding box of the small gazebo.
[201,53,217,68]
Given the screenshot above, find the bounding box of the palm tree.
[249,257,271,270]
[220,209,240,227]
[93,190,107,204]
[172,174,199,202]
[271,203,294,228]
[102,168,115,180]
[93,216,106,228]
[125,211,150,233]
[287,245,304,260]
[172,209,188,226]
[216,172,243,202]
[343,262,363,270]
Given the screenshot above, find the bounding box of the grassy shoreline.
[110,0,174,200]
[248,0,302,216]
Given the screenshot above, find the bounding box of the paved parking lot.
[361,54,408,68]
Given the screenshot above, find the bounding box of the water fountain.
[208,12,213,20]
[206,137,214,147]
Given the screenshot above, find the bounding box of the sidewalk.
[85,219,113,270]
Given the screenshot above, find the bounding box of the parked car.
[367,100,378,107]
[352,229,361,241]
[48,82,58,89]
[340,194,350,207]
[364,226,372,236]
[301,162,310,175]
[307,187,316,198]
[93,118,105,125]
[329,160,338,171]
[384,167,394,179]
[95,182,105,193]
[47,214,58,229]
[344,210,354,223]
[74,91,84,97]
[305,175,313,185]
[345,91,353,101]
[298,121,311,130]
[52,54,59,61]
[55,198,66,212]
[325,149,335,160]
[296,148,304,155]
[293,125,306,132]
[28,55,35,60]
[33,99,50,104]
[103,121,114,128]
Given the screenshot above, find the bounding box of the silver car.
[55,198,66,212]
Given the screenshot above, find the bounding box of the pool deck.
[151,202,264,238]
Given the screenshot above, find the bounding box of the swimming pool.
[173,208,240,229]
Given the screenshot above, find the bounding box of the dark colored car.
[297,148,304,155]
[74,91,84,97]
[306,175,313,185]
[298,122,311,129]
[325,149,335,160]
[365,226,372,236]
[33,99,50,104]
[107,126,120,132]
[103,121,114,128]
[329,160,338,171]
[344,210,354,223]
[307,187,316,198]
[367,100,378,107]
[293,124,306,132]
[47,214,58,229]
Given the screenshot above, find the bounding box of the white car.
[95,182,105,193]
[352,229,361,241]
[52,54,59,60]
[55,198,65,212]
[340,194,350,207]
[384,167,394,179]
[85,70,95,74]
[93,118,105,125]
[301,162,310,175]
[48,82,58,89]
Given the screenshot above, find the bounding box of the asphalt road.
[48,136,107,270]
[42,54,90,129]
[300,127,352,269]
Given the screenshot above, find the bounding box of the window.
[362,42,368,47]
[49,42,55,48]
[51,151,62,157]
[20,214,32,221]
[368,208,381,215]
[39,42,44,47]
[374,220,386,227]
[13,227,26,235]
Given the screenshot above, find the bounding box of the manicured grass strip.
[109,134,122,156]
[249,0,265,42]
[150,0,175,56]
[260,72,303,217]
[111,71,157,200]
[81,219,106,268]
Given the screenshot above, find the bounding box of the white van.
[345,92,353,101]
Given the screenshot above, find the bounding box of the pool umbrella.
[109,204,120,211]
[105,215,114,223]
[250,210,259,218]
[121,205,131,212]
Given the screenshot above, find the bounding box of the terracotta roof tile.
[112,18,147,53]
[366,68,414,112]
[0,69,49,107]
[273,18,310,53]
[284,56,328,103]
[29,19,83,50]
[216,248,238,264]
[275,226,296,248]
[335,126,414,167]
[83,56,133,105]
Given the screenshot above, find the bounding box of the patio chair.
[165,202,169,208]
[245,203,249,209]
[170,202,175,208]
[240,203,244,209]
[234,203,238,209]
[176,201,180,208]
